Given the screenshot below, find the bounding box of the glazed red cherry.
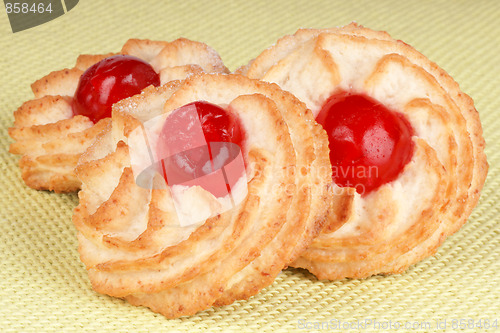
[73,55,160,123]
[192,101,245,148]
[316,92,414,195]
[157,101,246,197]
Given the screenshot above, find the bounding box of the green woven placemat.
[1,0,498,331]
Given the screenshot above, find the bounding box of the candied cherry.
[157,101,246,197]
[316,92,414,195]
[73,55,160,123]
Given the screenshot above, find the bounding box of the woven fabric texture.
[0,0,499,331]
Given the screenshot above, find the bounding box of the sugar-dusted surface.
[0,0,499,331]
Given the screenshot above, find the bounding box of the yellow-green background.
[1,1,499,332]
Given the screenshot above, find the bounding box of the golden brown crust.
[241,23,488,279]
[73,73,331,317]
[9,39,229,192]
[75,53,117,71]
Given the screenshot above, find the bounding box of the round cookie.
[73,73,331,317]
[239,23,488,279]
[9,38,228,192]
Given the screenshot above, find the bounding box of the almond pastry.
[73,73,331,317]
[239,23,488,279]
[9,38,228,192]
